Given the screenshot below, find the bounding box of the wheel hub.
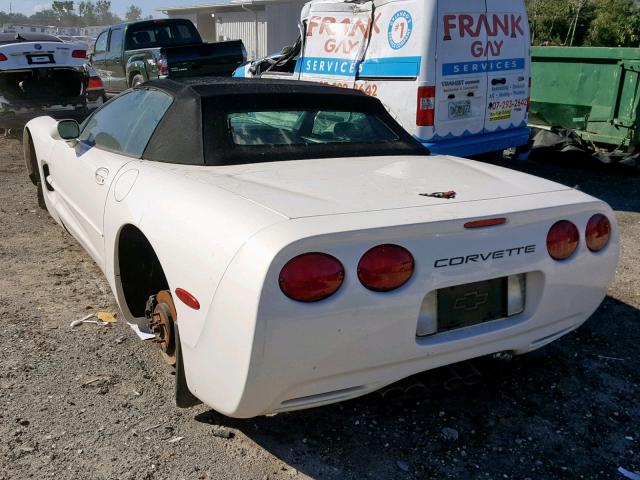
[148,290,177,366]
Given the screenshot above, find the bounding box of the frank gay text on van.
[307,14,382,54]
[443,14,525,58]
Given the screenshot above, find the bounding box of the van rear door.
[483,0,530,136]
[434,0,488,141]
[299,1,374,88]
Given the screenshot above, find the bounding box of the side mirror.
[51,120,80,141]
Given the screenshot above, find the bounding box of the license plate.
[437,277,507,333]
[27,54,54,64]
[448,100,472,120]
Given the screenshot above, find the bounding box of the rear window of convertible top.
[227,110,399,147]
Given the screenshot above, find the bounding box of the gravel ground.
[0,136,638,480]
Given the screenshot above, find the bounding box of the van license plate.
[448,100,472,120]
[437,277,507,333]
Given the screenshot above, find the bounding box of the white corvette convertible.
[24,78,618,418]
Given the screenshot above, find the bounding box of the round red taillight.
[547,220,580,261]
[358,244,415,292]
[586,214,611,252]
[279,253,344,302]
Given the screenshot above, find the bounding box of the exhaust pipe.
[456,361,483,386]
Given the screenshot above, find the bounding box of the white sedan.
[0,32,104,130]
[24,78,619,418]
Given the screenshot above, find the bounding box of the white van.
[236,0,531,157]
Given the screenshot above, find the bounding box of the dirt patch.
[0,137,638,479]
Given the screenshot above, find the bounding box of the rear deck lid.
[189,155,570,219]
[0,42,86,69]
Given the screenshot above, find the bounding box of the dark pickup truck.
[90,19,246,94]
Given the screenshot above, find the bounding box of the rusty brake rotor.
[148,290,178,366]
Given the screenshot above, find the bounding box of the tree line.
[0,1,149,28]
[527,0,640,47]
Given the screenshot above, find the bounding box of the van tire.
[130,74,144,88]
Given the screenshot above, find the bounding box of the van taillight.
[87,76,103,91]
[279,253,345,302]
[72,50,87,59]
[417,86,436,127]
[0,53,7,61]
[527,77,531,113]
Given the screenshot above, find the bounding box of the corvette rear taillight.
[72,50,87,59]
[547,220,579,261]
[358,244,414,292]
[87,76,104,91]
[417,86,436,127]
[586,214,611,252]
[279,253,344,302]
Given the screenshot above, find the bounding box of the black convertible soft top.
[141,77,428,166]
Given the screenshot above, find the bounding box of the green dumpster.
[530,47,640,155]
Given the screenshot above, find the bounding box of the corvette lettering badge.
[435,245,537,268]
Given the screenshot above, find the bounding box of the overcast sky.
[0,1,182,18]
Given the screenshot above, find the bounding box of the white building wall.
[196,13,217,42]
[162,1,307,60]
[169,13,199,28]
[265,2,304,53]
[215,9,267,60]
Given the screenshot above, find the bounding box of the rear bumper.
[181,193,618,418]
[423,127,531,157]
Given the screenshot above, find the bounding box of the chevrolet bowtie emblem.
[453,291,489,312]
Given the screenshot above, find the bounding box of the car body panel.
[185,155,570,218]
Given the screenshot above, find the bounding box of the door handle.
[491,78,507,86]
[95,167,109,185]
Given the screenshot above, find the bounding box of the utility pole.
[569,0,584,47]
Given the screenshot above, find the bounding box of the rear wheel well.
[118,225,169,318]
